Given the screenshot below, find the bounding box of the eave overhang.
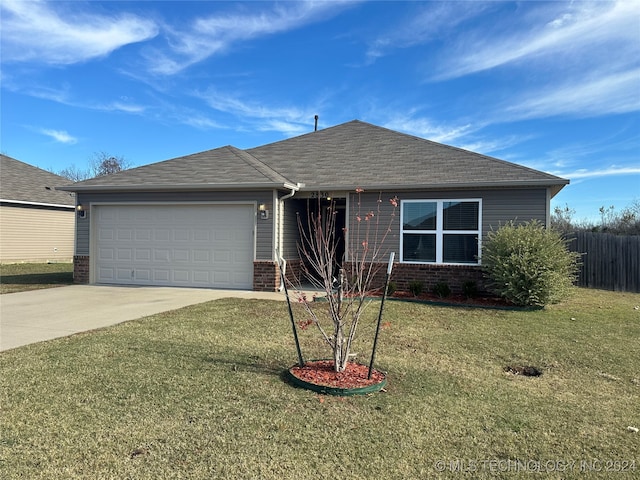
[0,198,75,209]
[295,179,570,196]
[56,182,300,193]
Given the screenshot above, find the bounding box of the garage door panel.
[174,229,190,242]
[194,230,210,242]
[174,249,190,262]
[136,229,152,241]
[117,229,132,241]
[173,270,190,282]
[116,268,134,282]
[135,269,152,281]
[98,248,115,261]
[154,249,170,262]
[98,267,115,281]
[135,249,151,261]
[115,249,130,261]
[193,271,210,284]
[153,269,170,282]
[95,205,254,289]
[98,229,114,241]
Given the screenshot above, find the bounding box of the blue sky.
[1,0,638,223]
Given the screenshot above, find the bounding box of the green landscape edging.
[313,295,542,311]
[286,365,387,397]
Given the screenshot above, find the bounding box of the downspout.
[277,183,304,291]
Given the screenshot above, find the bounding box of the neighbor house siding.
[349,188,548,260]
[74,191,274,259]
[0,204,75,262]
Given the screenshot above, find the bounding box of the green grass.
[1,288,638,479]
[0,263,74,294]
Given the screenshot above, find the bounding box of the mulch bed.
[387,290,517,308]
[289,360,385,389]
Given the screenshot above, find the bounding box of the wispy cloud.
[557,166,640,180]
[382,114,475,144]
[4,79,147,115]
[101,101,146,114]
[434,1,639,80]
[423,1,640,123]
[1,0,158,65]
[457,134,535,156]
[364,2,490,64]
[145,2,354,75]
[194,88,318,136]
[505,67,640,120]
[39,128,78,144]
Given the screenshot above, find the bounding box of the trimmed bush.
[432,282,451,298]
[408,280,424,296]
[386,281,397,296]
[482,220,581,307]
[462,280,478,299]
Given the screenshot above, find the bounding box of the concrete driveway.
[0,285,286,352]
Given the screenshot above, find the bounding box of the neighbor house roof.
[0,154,75,207]
[59,120,569,195]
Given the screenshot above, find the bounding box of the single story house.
[59,120,568,292]
[0,154,75,263]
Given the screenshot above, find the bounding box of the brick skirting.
[75,256,483,294]
[274,259,486,295]
[74,255,90,284]
[253,261,280,292]
[389,263,486,295]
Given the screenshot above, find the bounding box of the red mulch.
[289,360,385,389]
[388,290,516,308]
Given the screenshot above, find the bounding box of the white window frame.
[400,198,482,265]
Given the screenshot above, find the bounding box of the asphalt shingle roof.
[67,145,293,190]
[61,120,568,193]
[0,154,75,206]
[248,121,566,190]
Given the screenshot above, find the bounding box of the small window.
[400,199,481,264]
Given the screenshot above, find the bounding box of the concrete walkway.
[0,285,288,352]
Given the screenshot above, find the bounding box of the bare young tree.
[288,189,398,373]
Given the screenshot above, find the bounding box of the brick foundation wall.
[340,261,486,295]
[276,259,486,295]
[74,255,90,284]
[253,261,280,292]
[282,259,304,286]
[390,263,486,294]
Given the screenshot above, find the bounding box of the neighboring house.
[0,154,75,263]
[59,120,568,292]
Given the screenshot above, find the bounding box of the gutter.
[291,179,569,193]
[56,182,300,193]
[0,198,75,209]
[277,182,304,291]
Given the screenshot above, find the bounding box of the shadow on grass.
[0,272,74,285]
[203,354,288,378]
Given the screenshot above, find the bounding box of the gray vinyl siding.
[348,188,548,259]
[280,197,305,258]
[75,191,274,260]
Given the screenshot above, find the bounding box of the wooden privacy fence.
[566,232,640,293]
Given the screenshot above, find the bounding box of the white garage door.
[94,204,254,289]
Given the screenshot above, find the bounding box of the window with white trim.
[400,199,481,264]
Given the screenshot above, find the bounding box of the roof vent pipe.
[314,115,318,132]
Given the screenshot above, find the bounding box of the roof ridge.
[226,146,294,185]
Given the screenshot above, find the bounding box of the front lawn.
[0,288,638,479]
[0,263,74,294]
